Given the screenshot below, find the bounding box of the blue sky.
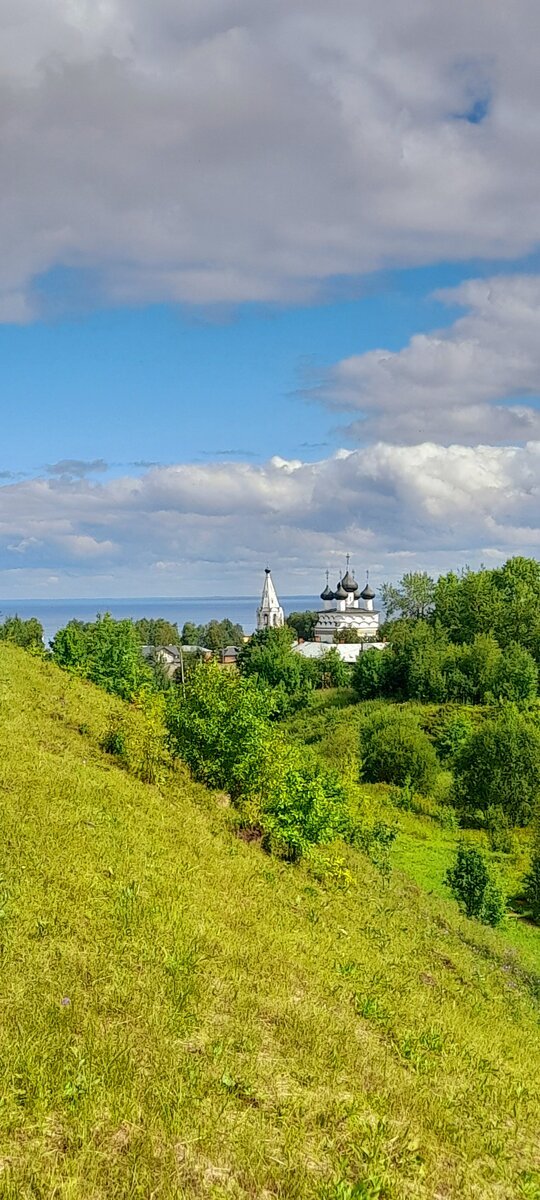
[2,1,540,597]
[1,263,470,475]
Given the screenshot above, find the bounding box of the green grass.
[2,646,540,1197]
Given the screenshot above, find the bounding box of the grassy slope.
[1,649,540,1198]
[285,694,540,974]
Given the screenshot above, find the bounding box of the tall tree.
[380,571,435,620]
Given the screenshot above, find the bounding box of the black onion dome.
[361,582,375,600]
[320,584,334,601]
[342,569,358,593]
[334,582,347,600]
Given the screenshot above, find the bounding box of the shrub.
[445,844,506,926]
[260,766,350,862]
[453,704,540,827]
[101,693,168,785]
[359,711,439,795]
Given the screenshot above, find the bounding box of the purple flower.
[61,996,71,1007]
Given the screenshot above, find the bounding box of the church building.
[313,558,380,642]
[256,560,380,644]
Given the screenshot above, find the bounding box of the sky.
[2,0,540,598]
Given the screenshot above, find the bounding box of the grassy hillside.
[0,647,540,1198]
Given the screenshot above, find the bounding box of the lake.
[0,596,321,646]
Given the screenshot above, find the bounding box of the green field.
[1,645,540,1198]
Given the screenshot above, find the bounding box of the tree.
[351,648,387,699]
[134,618,181,647]
[316,647,349,688]
[380,572,435,620]
[51,614,151,700]
[492,642,538,702]
[181,618,244,650]
[286,611,318,642]
[453,705,540,826]
[359,710,439,795]
[0,615,44,652]
[237,626,314,712]
[446,844,506,926]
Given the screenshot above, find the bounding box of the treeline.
[355,556,540,703]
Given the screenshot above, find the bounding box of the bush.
[453,704,540,827]
[359,711,439,795]
[445,844,506,926]
[101,693,169,785]
[260,766,350,862]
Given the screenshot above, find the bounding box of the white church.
[256,560,384,662]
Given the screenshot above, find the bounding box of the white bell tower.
[257,568,285,631]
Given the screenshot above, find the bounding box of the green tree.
[237,626,314,712]
[0,615,44,652]
[181,618,244,650]
[351,648,387,699]
[316,647,349,688]
[492,642,538,702]
[380,571,435,620]
[51,614,151,700]
[359,710,439,795]
[286,611,318,641]
[134,618,181,647]
[453,705,540,826]
[445,844,506,926]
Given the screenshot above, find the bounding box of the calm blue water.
[0,596,321,647]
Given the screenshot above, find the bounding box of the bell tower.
[256,567,285,631]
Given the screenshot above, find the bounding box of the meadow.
[1,645,540,1197]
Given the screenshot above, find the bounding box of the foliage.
[359,710,439,795]
[181,617,244,650]
[445,844,506,926]
[316,647,350,689]
[352,618,538,705]
[237,625,315,712]
[432,710,476,764]
[351,647,388,698]
[523,835,540,924]
[261,764,350,862]
[453,705,540,827]
[165,661,350,860]
[432,557,540,664]
[380,571,436,620]
[0,614,44,652]
[286,610,318,641]
[102,692,169,785]
[51,614,152,700]
[334,627,361,643]
[133,617,181,647]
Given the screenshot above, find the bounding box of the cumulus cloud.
[3,2,540,317]
[309,274,540,444]
[1,445,539,593]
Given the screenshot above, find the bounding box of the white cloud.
[311,274,540,444]
[0,444,539,594]
[3,2,540,315]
